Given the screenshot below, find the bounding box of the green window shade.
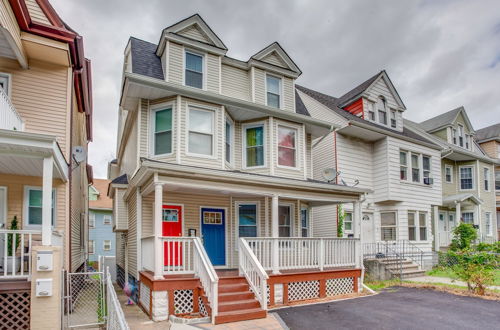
[246,126,264,167]
[28,189,55,226]
[154,109,172,155]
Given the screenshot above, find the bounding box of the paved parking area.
[276,286,500,330]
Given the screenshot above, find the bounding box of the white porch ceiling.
[0,154,63,179]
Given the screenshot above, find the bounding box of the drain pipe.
[312,124,337,148]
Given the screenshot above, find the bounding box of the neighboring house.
[109,14,368,324]
[474,123,500,240]
[297,71,443,268]
[0,1,92,329]
[88,179,114,262]
[407,107,498,247]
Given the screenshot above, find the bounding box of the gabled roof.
[295,91,310,116]
[250,42,301,75]
[129,37,164,80]
[475,123,500,143]
[89,179,112,210]
[443,193,482,206]
[296,84,436,146]
[111,173,128,185]
[419,106,474,133]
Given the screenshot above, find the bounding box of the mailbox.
[35,279,52,297]
[36,250,53,271]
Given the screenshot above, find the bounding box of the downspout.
[68,80,74,273]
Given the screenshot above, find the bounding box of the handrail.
[0,229,42,234]
[192,237,219,323]
[239,238,269,310]
[0,87,23,131]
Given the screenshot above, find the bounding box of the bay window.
[278,126,296,167]
[245,125,264,167]
[400,151,408,180]
[484,167,490,191]
[445,165,453,183]
[188,108,214,156]
[411,153,420,183]
[153,108,172,155]
[465,135,470,149]
[460,166,473,190]
[185,51,203,89]
[266,75,281,108]
[381,212,396,241]
[238,204,257,237]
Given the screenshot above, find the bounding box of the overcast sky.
[50,0,500,178]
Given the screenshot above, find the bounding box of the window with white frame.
[452,128,457,145]
[496,170,500,191]
[462,212,474,224]
[419,212,427,240]
[244,125,264,167]
[0,73,10,96]
[377,97,387,125]
[458,125,464,147]
[400,151,408,180]
[344,212,353,233]
[485,212,492,236]
[225,119,233,164]
[381,212,397,241]
[411,153,420,183]
[408,212,416,241]
[153,108,172,155]
[368,102,375,121]
[465,135,470,150]
[390,110,397,128]
[103,240,112,251]
[279,205,292,237]
[24,187,55,227]
[89,213,95,228]
[460,166,473,190]
[238,204,257,237]
[185,51,203,89]
[423,155,431,185]
[301,208,309,237]
[278,126,297,167]
[188,108,214,156]
[445,165,453,183]
[484,167,490,191]
[103,215,112,225]
[88,240,95,254]
[266,75,281,108]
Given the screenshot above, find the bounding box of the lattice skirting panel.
[173,289,194,315]
[0,291,30,329]
[139,282,151,315]
[288,280,320,301]
[326,277,354,296]
[198,296,207,316]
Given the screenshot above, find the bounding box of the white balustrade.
[0,88,23,131]
[0,230,39,279]
[141,236,154,272]
[239,238,269,310]
[192,237,218,323]
[244,237,360,272]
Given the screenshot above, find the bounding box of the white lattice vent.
[174,289,194,314]
[139,282,151,313]
[326,277,354,296]
[288,280,320,301]
[198,296,208,316]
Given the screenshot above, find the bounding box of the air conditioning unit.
[424,177,434,185]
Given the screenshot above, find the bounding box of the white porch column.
[42,156,53,246]
[455,202,461,224]
[271,194,279,274]
[154,183,163,279]
[433,206,439,251]
[353,201,361,240]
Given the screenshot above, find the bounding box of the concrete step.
[215,308,267,324]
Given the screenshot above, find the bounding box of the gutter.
[312,125,337,148]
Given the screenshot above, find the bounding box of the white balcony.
[0,88,23,131]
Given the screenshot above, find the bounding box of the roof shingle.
[130,37,164,80]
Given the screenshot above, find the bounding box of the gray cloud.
[50,0,500,178]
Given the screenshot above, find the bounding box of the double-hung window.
[484,167,490,191]
[462,212,474,224]
[344,212,353,233]
[245,125,264,167]
[408,212,416,241]
[423,155,431,184]
[301,208,309,237]
[400,151,408,180]
[88,240,95,254]
[485,212,492,236]
[381,212,396,241]
[188,108,214,156]
[103,240,112,251]
[153,108,172,155]
[377,97,387,125]
[185,51,203,89]
[465,135,470,149]
[103,215,112,225]
[460,166,473,190]
[390,110,397,128]
[89,212,95,228]
[452,128,457,145]
[458,125,464,147]
[238,204,257,237]
[419,213,427,240]
[279,205,292,237]
[411,153,420,183]
[368,102,375,121]
[278,126,296,167]
[266,75,281,108]
[445,165,453,183]
[225,119,233,164]
[25,187,55,227]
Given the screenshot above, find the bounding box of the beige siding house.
[0,1,92,329]
[110,14,368,324]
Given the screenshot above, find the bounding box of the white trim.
[235,201,260,247]
[186,105,217,159]
[176,95,182,163]
[224,113,234,167]
[183,48,206,90]
[89,240,95,255]
[445,164,454,183]
[0,186,7,228]
[242,121,267,169]
[300,206,310,237]
[344,211,354,234]
[278,202,295,237]
[23,186,56,230]
[149,102,175,158]
[218,55,222,94]
[103,215,112,225]
[165,40,170,82]
[89,212,95,228]
[269,117,275,176]
[103,240,112,251]
[0,72,12,98]
[276,124,299,170]
[380,211,398,242]
[199,206,229,267]
[250,67,255,102]
[483,167,491,192]
[265,73,283,110]
[485,212,493,236]
[458,165,475,191]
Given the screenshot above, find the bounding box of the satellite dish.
[322,168,337,182]
[72,146,86,163]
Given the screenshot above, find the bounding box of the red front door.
[162,205,183,266]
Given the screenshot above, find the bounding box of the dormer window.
[458,124,464,147]
[452,128,457,144]
[185,51,203,89]
[390,110,397,128]
[368,103,375,121]
[266,75,281,108]
[465,135,470,150]
[377,97,387,125]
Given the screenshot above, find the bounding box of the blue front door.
[201,208,226,266]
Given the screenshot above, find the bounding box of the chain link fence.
[65,271,105,328]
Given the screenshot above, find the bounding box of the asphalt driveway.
[276,287,500,330]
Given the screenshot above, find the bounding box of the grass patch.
[364,279,401,291]
[426,268,500,286]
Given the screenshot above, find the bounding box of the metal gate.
[63,271,105,328]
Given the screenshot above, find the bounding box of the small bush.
[448,250,498,295]
[449,223,477,251]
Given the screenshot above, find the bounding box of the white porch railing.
[0,88,23,131]
[0,229,40,279]
[239,238,269,310]
[245,237,361,273]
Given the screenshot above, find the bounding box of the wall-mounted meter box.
[36,250,53,271]
[35,279,52,297]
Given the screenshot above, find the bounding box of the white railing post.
[238,238,268,311]
[355,239,361,269]
[153,183,163,279]
[42,156,53,246]
[271,195,279,274]
[319,238,325,271]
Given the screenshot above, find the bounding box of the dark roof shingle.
[475,123,500,142]
[336,71,381,106]
[111,174,128,185]
[130,37,164,80]
[295,91,310,116]
[419,107,463,132]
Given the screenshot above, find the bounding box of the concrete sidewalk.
[170,313,287,330]
[405,275,500,290]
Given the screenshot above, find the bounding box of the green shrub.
[337,204,344,237]
[448,250,498,295]
[7,216,20,256]
[449,223,477,251]
[475,242,500,253]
